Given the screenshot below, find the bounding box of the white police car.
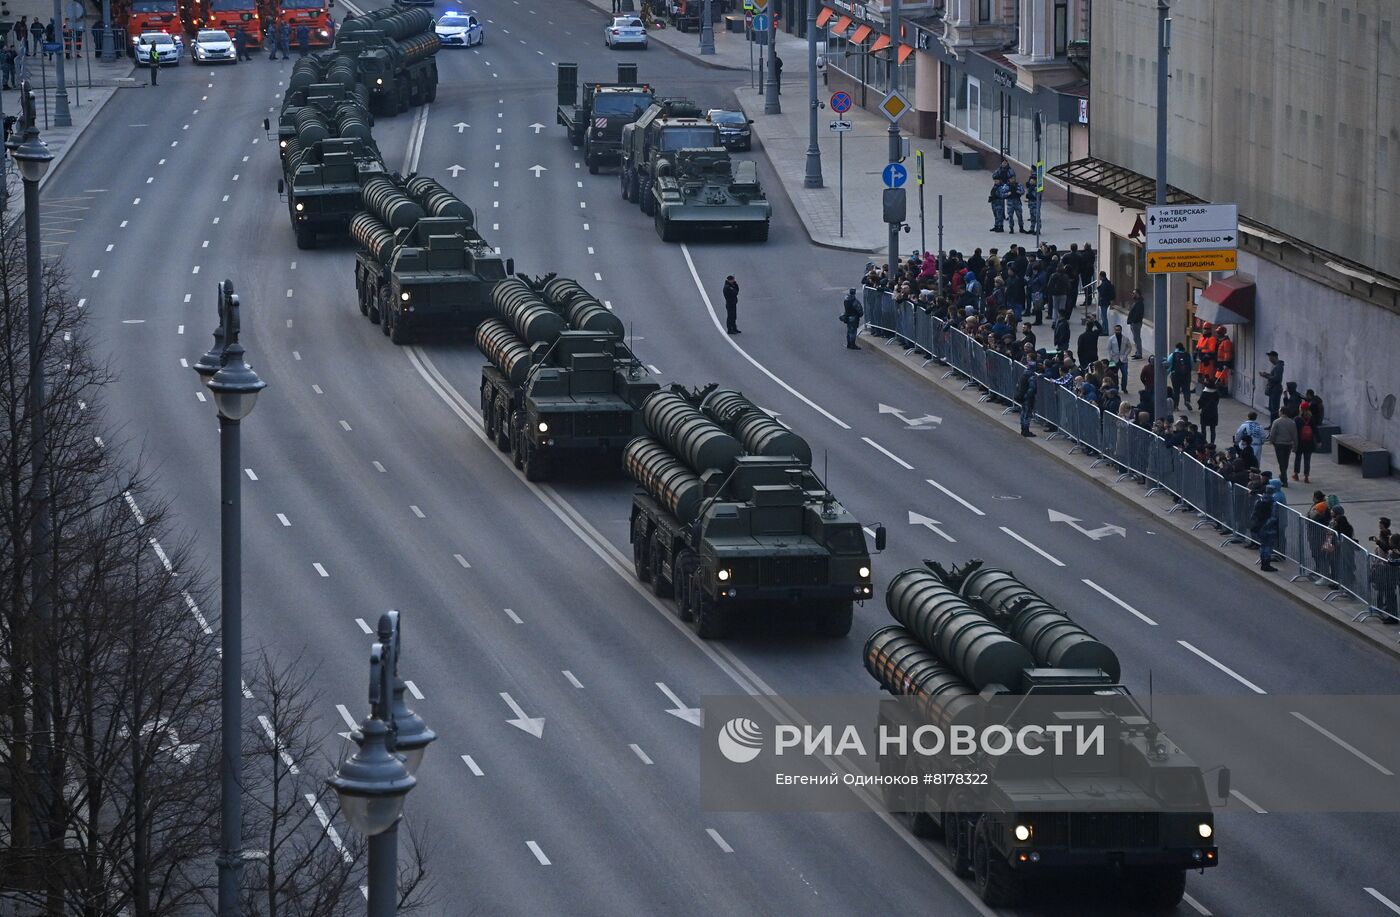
[192,29,237,63]
[434,11,483,47]
[133,31,183,66]
[604,16,647,49]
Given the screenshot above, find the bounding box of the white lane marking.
[861,437,913,470]
[244,468,257,481]
[404,680,424,700]
[461,754,484,776]
[924,478,986,515]
[706,829,733,853]
[119,221,128,228]
[146,176,153,183]
[287,320,293,328]
[177,325,184,334]
[313,562,329,577]
[593,272,603,281]
[372,461,386,473]
[355,617,373,634]
[680,245,850,429]
[196,391,207,402]
[122,320,146,325]
[1290,711,1394,775]
[504,608,523,624]
[276,513,291,527]
[158,159,166,165]
[583,223,590,230]
[258,714,300,774]
[587,245,594,253]
[493,222,499,230]
[1230,788,1267,814]
[647,363,662,375]
[999,526,1065,567]
[526,841,551,866]
[133,197,140,205]
[312,384,323,394]
[222,194,229,202]
[579,201,586,208]
[1082,579,1158,625]
[202,240,210,248]
[183,293,192,302]
[1182,893,1212,916]
[179,358,188,367]
[562,670,583,689]
[410,505,426,518]
[242,155,249,162]
[307,794,353,864]
[630,744,653,765]
[292,351,301,360]
[91,269,101,278]
[106,243,115,251]
[231,175,239,181]
[192,265,200,274]
[339,420,352,431]
[290,261,297,269]
[1365,888,1400,915]
[454,553,471,568]
[286,288,293,297]
[1177,641,1267,694]
[151,540,174,572]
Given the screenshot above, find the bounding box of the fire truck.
[275,0,335,47]
[201,0,276,45]
[115,0,199,41]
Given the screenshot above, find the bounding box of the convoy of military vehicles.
[255,9,1223,905]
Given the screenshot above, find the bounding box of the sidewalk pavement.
[2,52,136,212]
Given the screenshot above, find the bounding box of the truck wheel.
[294,225,317,249]
[693,591,730,639]
[910,811,941,838]
[632,536,652,584]
[656,211,679,242]
[368,290,381,324]
[620,167,631,200]
[674,552,698,621]
[381,306,392,337]
[945,812,972,877]
[1122,869,1186,910]
[649,536,673,598]
[511,416,526,470]
[587,149,599,174]
[639,179,655,215]
[357,283,369,316]
[494,398,512,452]
[750,221,770,242]
[817,600,853,638]
[523,449,549,482]
[389,312,408,345]
[971,817,1021,907]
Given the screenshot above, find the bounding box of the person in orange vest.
[1213,326,1235,388]
[1195,323,1218,387]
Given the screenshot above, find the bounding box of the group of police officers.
[988,159,1042,235]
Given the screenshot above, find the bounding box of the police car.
[192,29,237,63]
[133,31,183,66]
[434,11,483,46]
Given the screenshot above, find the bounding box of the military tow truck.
[556,62,655,173]
[652,147,772,242]
[618,100,723,216]
[626,386,883,638]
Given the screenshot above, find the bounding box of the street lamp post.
[9,78,56,896]
[763,2,779,114]
[331,611,434,916]
[803,0,822,188]
[51,0,73,127]
[1153,0,1171,424]
[101,0,116,61]
[699,0,715,55]
[194,280,266,916]
[887,0,902,275]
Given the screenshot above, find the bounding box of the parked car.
[706,109,753,151]
[133,31,182,66]
[434,11,483,46]
[604,16,647,49]
[192,29,237,63]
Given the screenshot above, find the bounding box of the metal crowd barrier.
[857,286,1399,626]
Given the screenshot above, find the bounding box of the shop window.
[978,0,992,22]
[1054,0,1068,55]
[1111,233,1146,304]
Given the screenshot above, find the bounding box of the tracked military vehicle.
[336,6,440,115]
[478,275,658,480]
[352,175,511,342]
[866,560,1222,909]
[556,62,655,173]
[651,147,771,242]
[618,99,721,216]
[627,385,882,638]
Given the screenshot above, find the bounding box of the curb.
[861,331,1400,664]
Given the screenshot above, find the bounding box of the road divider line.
[861,437,912,469]
[705,829,733,853]
[454,553,471,568]
[244,468,257,481]
[1177,641,1266,694]
[355,618,372,634]
[339,420,352,431]
[1290,711,1393,775]
[1229,788,1267,814]
[1182,893,1212,916]
[1082,579,1158,625]
[372,461,386,473]
[562,670,583,689]
[404,680,424,700]
[276,513,290,527]
[629,744,653,765]
[504,608,523,624]
[924,478,985,515]
[526,841,551,865]
[1365,888,1400,915]
[336,704,356,731]
[461,754,483,776]
[410,505,425,518]
[999,526,1065,566]
[313,562,329,577]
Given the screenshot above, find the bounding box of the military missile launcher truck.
[619,101,725,216]
[336,7,440,115]
[627,386,883,639]
[478,275,659,481]
[866,561,1221,909]
[652,147,771,242]
[556,62,655,173]
[352,175,512,342]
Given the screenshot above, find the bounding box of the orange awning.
[897,43,914,63]
[869,34,891,53]
[833,15,852,33]
[850,24,873,44]
[815,7,834,27]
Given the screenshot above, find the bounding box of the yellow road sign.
[750,0,768,10]
[878,91,910,124]
[1146,249,1237,274]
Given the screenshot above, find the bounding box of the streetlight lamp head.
[207,343,266,421]
[10,131,53,183]
[389,700,435,776]
[329,717,415,837]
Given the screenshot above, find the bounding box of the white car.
[434,11,483,47]
[192,29,237,63]
[604,16,647,49]
[133,31,182,66]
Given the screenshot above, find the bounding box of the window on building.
[978,0,992,22]
[1054,0,1068,56]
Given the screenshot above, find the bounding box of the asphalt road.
[37,0,1400,914]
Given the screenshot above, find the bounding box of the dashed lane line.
[244,468,258,481]
[461,754,484,776]
[276,513,291,527]
[504,608,523,624]
[1365,888,1400,915]
[999,526,1065,566]
[454,553,471,568]
[630,744,653,765]
[925,478,985,515]
[705,829,733,853]
[1290,711,1393,775]
[313,562,329,577]
[562,670,583,689]
[355,617,373,634]
[404,680,424,700]
[1177,641,1267,694]
[1082,579,1158,625]
[526,841,551,866]
[861,437,912,469]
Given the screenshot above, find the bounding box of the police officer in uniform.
[149,41,159,84]
[841,288,863,349]
[1025,179,1042,234]
[1006,179,1025,233]
[989,180,1005,233]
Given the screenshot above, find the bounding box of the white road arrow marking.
[907,510,956,543]
[528,164,548,177]
[529,122,545,134]
[447,164,465,177]
[1047,508,1127,540]
[335,704,358,741]
[878,403,942,428]
[656,682,702,726]
[454,122,469,133]
[500,691,545,737]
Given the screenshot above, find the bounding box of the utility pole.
[699,0,715,55]
[1153,0,1171,423]
[51,0,72,127]
[886,0,902,274]
[803,0,822,187]
[764,3,780,114]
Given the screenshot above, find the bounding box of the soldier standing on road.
[722,275,740,334]
[268,19,280,59]
[841,288,863,350]
[296,24,310,56]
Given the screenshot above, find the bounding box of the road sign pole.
[1034,112,1043,252]
[916,150,925,255]
[887,0,902,274]
[749,21,755,88]
[1153,0,1171,424]
[937,193,944,298]
[839,129,844,237]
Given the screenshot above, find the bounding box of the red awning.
[1198,274,1256,325]
[833,15,852,33]
[850,24,873,44]
[815,7,834,27]
[897,43,914,63]
[868,34,891,53]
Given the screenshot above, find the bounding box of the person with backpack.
[1167,342,1192,411]
[1265,405,1298,486]
[1293,406,1317,482]
[841,288,863,350]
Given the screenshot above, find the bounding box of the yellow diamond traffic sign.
[751,0,768,10]
[878,90,910,124]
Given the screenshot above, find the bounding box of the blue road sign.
[882,163,908,189]
[830,91,853,113]
[752,13,769,30]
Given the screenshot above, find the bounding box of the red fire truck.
[201,0,275,45]
[116,0,198,41]
[275,0,335,48]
